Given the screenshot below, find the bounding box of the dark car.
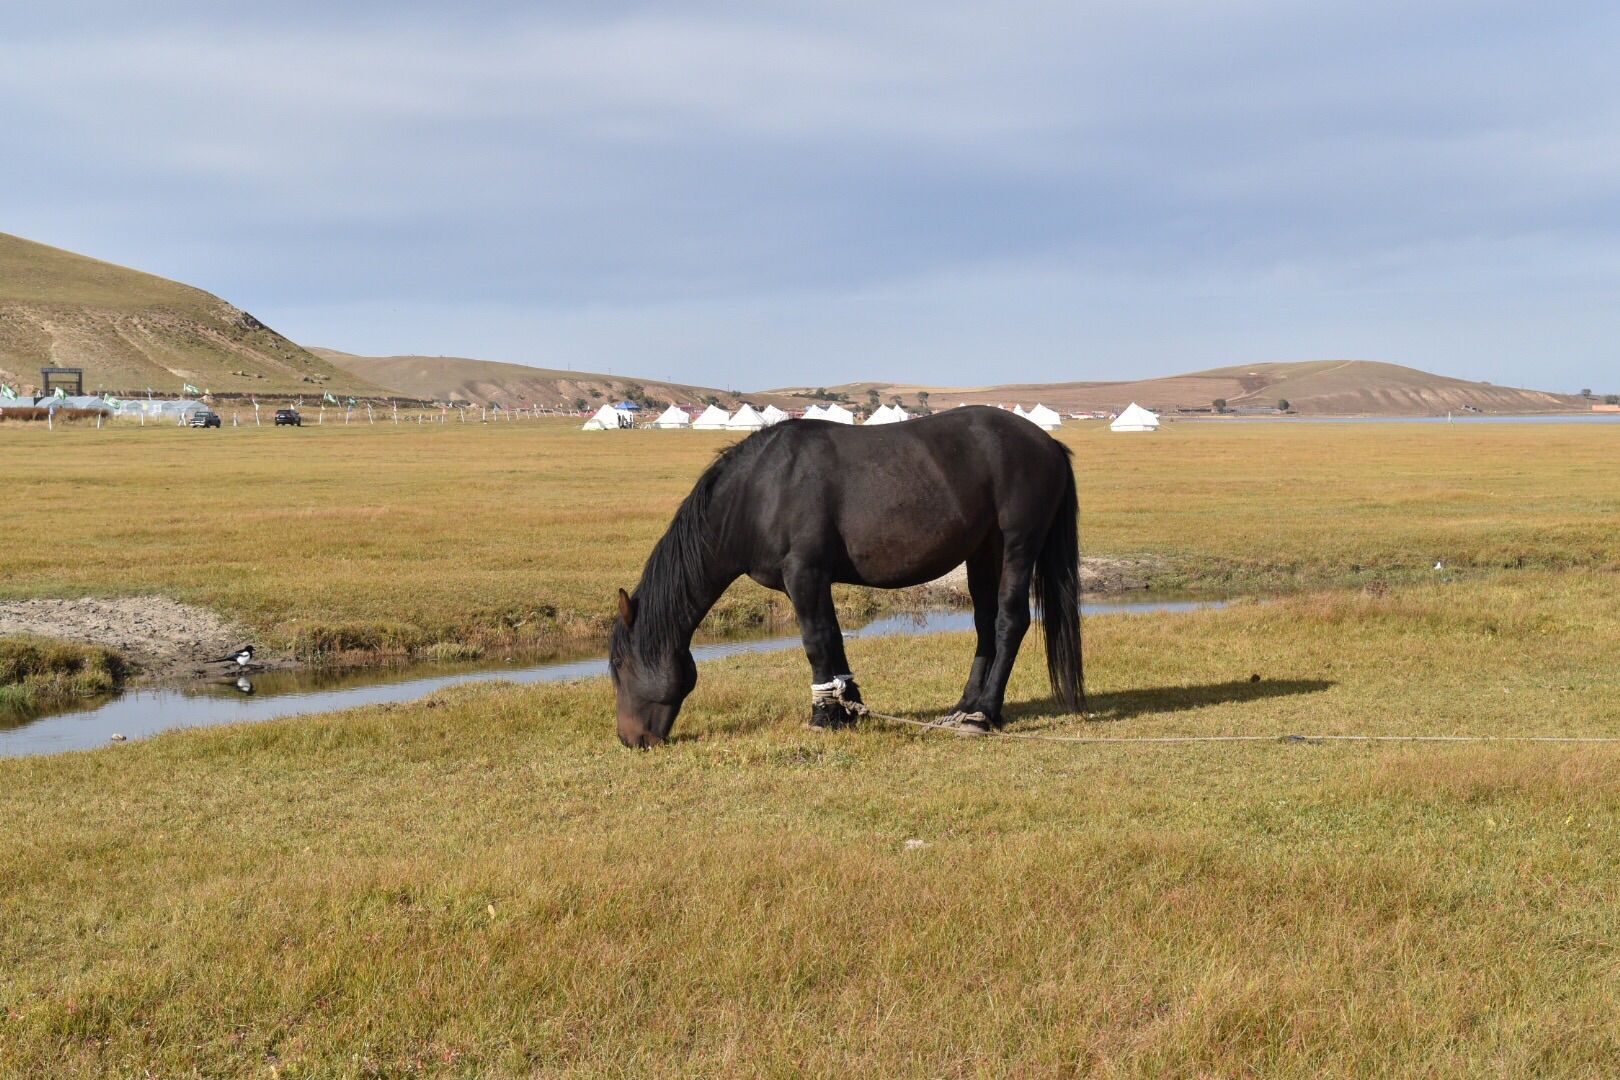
[274,408,302,427]
[189,410,222,428]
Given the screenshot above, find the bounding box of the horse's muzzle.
[618,725,666,750]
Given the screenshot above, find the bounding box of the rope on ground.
[857,706,1620,746]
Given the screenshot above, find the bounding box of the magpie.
[210,645,256,668]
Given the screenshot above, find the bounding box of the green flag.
[323,391,338,404]
[105,395,122,408]
[183,383,200,394]
[0,385,15,401]
[54,386,66,399]
[347,397,357,407]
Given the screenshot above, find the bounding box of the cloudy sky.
[5,2,1616,390]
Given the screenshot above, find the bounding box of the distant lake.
[1175,414,1620,425]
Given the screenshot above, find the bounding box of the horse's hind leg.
[956,537,1036,734]
[783,562,863,730]
[946,539,1002,720]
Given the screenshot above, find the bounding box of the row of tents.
[583,400,1161,432]
[0,394,220,419]
[584,402,906,431]
[585,402,826,431]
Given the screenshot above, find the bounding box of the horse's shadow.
[689,677,1337,743]
[996,677,1335,731]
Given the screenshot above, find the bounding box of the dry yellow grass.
[4,417,1620,1073]
[2,417,1617,659]
[4,573,1620,1075]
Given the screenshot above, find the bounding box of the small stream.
[0,598,1225,757]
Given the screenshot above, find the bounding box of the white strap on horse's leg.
[811,673,856,693]
[810,675,848,702]
[810,674,866,714]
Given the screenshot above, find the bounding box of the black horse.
[610,405,1083,747]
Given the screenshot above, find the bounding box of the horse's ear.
[617,588,636,628]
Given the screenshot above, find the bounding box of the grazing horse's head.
[610,588,696,748]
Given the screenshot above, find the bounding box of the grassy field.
[4,571,1620,1074]
[3,417,1618,663]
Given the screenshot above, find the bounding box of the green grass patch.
[415,640,486,662]
[288,619,429,660]
[0,635,125,710]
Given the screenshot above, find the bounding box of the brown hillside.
[0,233,381,397]
[313,349,809,411]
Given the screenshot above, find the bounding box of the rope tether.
[810,681,1620,745]
[861,704,1620,746]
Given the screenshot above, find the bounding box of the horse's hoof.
[953,712,992,737]
[808,702,858,731]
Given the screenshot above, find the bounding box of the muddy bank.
[923,555,1163,597]
[0,598,255,681]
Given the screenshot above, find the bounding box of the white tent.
[801,403,826,420]
[863,404,897,425]
[650,404,691,429]
[113,398,207,419]
[1110,402,1160,432]
[726,404,766,430]
[1026,403,1063,431]
[582,403,631,430]
[692,404,730,429]
[760,405,791,426]
[48,395,113,412]
[1012,404,1029,419]
[820,403,855,425]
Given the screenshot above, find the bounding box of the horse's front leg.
[783,563,862,730]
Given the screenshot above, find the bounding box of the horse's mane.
[614,429,779,661]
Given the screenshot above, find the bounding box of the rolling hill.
[0,233,381,397]
[785,360,1585,416]
[311,349,809,411]
[5,227,1579,416]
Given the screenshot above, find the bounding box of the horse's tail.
[1033,449,1085,713]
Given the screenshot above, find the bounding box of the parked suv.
[274,408,302,427]
[189,410,222,428]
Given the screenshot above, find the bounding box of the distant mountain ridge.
[326,349,1586,417]
[0,233,380,396]
[781,360,1585,416]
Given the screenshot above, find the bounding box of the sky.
[4,1,1616,391]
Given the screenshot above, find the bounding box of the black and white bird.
[210,645,256,668]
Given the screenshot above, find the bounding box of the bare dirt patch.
[0,598,252,680]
